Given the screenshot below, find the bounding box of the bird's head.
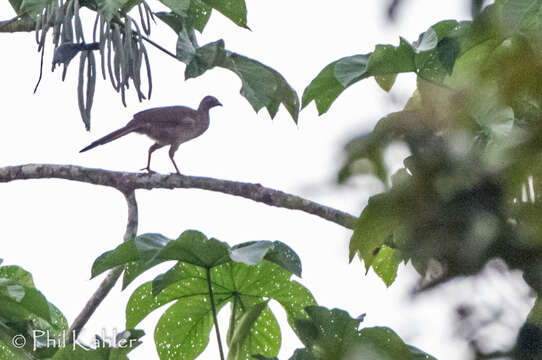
[200,96,222,110]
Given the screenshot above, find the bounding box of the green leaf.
[19,0,48,18]
[0,266,35,288]
[91,233,171,288]
[374,74,397,92]
[96,0,130,21]
[127,261,315,360]
[301,55,368,115]
[221,51,300,121]
[156,230,230,268]
[0,266,68,359]
[292,306,434,360]
[349,192,403,269]
[156,11,190,33]
[154,295,228,360]
[229,240,302,277]
[8,0,23,14]
[185,40,226,79]
[201,0,247,28]
[366,38,416,77]
[227,302,279,360]
[158,0,212,32]
[372,245,402,287]
[302,39,415,114]
[252,356,279,360]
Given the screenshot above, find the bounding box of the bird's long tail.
[79,125,137,153]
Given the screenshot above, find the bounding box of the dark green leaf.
[156,230,230,268]
[201,0,247,28]
[230,240,302,277]
[185,40,226,79]
[91,233,171,288]
[221,51,300,121]
[96,0,130,21]
[301,55,368,115]
[349,192,403,269]
[19,0,48,18]
[292,306,433,360]
[303,39,415,114]
[375,74,397,92]
[252,356,279,360]
[8,0,23,13]
[437,37,461,74]
[156,11,188,33]
[158,0,212,32]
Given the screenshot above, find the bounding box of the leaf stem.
[206,266,225,360]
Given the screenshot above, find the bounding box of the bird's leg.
[169,144,181,175]
[141,143,164,173]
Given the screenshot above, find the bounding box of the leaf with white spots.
[126,257,315,360]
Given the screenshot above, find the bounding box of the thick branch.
[0,16,35,33]
[69,189,138,341]
[0,164,356,229]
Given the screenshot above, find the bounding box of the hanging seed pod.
[92,12,99,43]
[52,0,64,46]
[106,29,118,91]
[74,0,84,43]
[78,50,90,129]
[62,0,74,44]
[99,18,107,80]
[62,63,68,80]
[143,2,155,28]
[37,8,49,52]
[111,24,124,88]
[131,20,146,101]
[140,40,152,99]
[137,4,148,35]
[35,15,42,46]
[122,17,133,89]
[86,51,96,122]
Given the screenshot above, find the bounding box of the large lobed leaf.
[126,260,315,360]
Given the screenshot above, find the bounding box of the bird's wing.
[133,106,198,128]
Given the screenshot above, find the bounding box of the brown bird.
[80,96,222,174]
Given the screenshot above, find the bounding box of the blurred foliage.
[291,306,435,360]
[305,0,542,356]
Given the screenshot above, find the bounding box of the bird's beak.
[217,101,223,106]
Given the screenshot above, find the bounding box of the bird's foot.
[140,167,156,174]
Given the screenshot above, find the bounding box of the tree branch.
[0,164,357,229]
[69,189,139,341]
[0,16,35,33]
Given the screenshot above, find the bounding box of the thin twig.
[68,189,138,341]
[0,164,357,229]
[206,267,225,360]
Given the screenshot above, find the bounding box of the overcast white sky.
[1,1,527,359]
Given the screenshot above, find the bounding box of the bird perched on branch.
[80,96,222,174]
